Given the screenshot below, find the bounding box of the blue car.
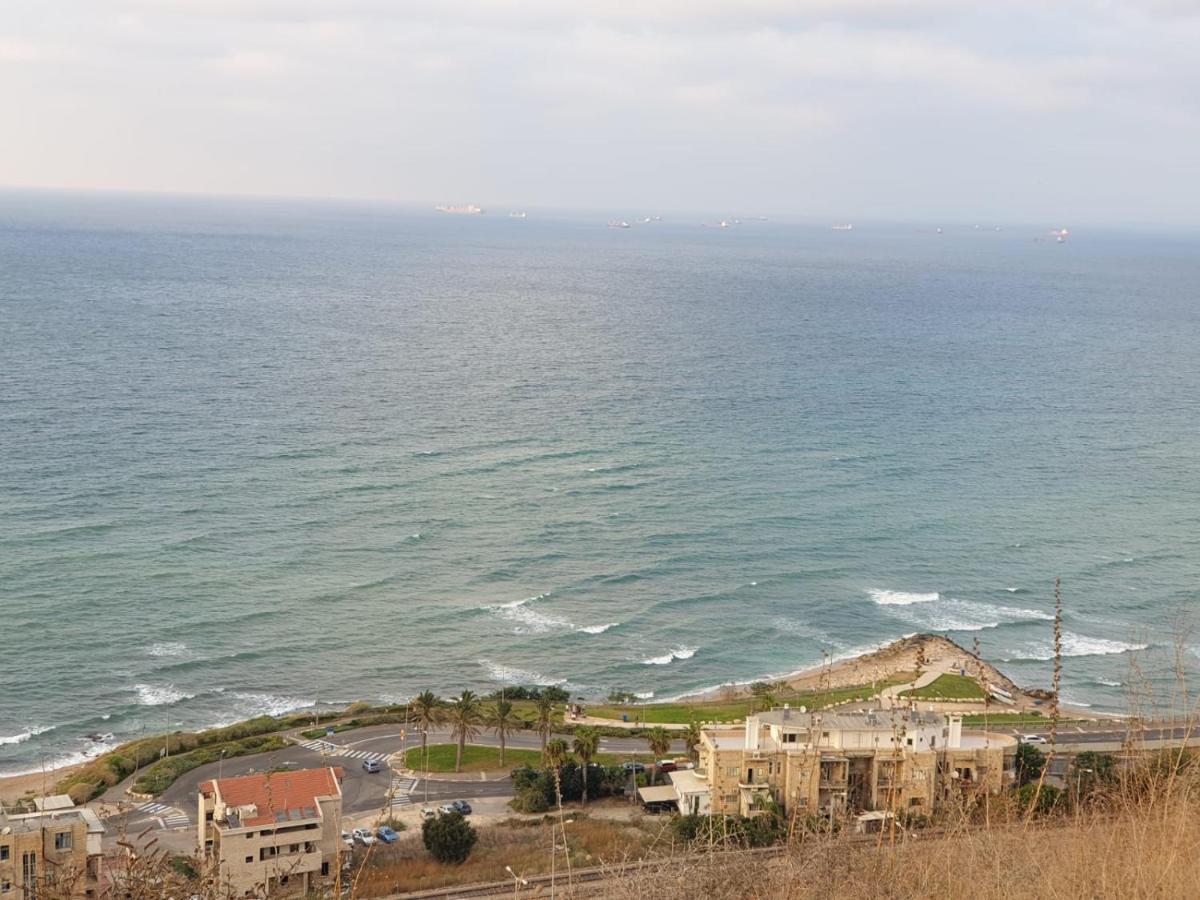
[451,800,472,815]
[376,826,399,844]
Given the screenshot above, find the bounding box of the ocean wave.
[874,590,1053,633]
[1005,587,1021,593]
[1095,678,1123,687]
[642,646,698,665]
[134,683,196,707]
[869,589,939,606]
[577,622,620,635]
[478,659,566,686]
[633,691,655,700]
[147,641,187,658]
[0,741,115,778]
[228,692,316,718]
[1001,634,1148,662]
[0,725,53,747]
[482,593,616,636]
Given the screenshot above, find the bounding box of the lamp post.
[504,865,528,896]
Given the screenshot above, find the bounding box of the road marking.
[161,813,190,829]
[137,802,169,815]
[299,740,387,763]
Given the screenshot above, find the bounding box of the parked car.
[420,807,436,820]
[451,800,472,815]
[657,760,677,773]
[438,803,457,815]
[376,826,399,844]
[622,762,646,774]
[1020,734,1047,744]
[352,828,375,846]
[340,830,354,848]
[362,759,382,773]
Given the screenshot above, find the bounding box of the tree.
[683,720,702,762]
[422,811,478,864]
[534,695,555,752]
[544,738,569,809]
[572,727,600,806]
[411,691,443,753]
[484,698,521,768]
[644,726,673,784]
[1016,782,1061,814]
[749,682,776,712]
[446,690,483,773]
[1015,741,1046,786]
[1071,751,1116,800]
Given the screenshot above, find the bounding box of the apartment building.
[0,796,105,898]
[198,766,344,897]
[693,707,1009,818]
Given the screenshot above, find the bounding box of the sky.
[2,1,1198,224]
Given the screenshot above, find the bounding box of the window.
[906,738,913,747]
[54,832,73,851]
[0,845,8,861]
[1,880,10,893]
[725,766,740,777]
[321,862,330,877]
[289,844,299,853]
[245,856,253,864]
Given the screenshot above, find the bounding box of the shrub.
[422,811,478,864]
[1015,742,1046,786]
[1016,782,1061,814]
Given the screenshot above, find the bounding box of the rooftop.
[201,766,343,829]
[755,708,947,731]
[668,768,710,794]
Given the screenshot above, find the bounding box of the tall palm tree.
[411,691,443,753]
[446,690,483,773]
[572,727,600,806]
[534,695,555,752]
[484,698,521,767]
[683,720,702,763]
[644,726,673,784]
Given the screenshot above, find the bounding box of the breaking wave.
[134,683,196,706]
[478,659,566,686]
[147,641,187,657]
[869,589,940,606]
[642,646,698,665]
[1001,634,1148,662]
[871,589,1053,632]
[482,593,618,636]
[0,725,53,747]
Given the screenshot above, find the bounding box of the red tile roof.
[204,766,343,828]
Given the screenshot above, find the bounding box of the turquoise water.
[3,192,1199,774]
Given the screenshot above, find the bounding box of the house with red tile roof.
[198,766,344,897]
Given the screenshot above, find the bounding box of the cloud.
[0,0,1197,223]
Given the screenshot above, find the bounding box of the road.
[118,723,680,837]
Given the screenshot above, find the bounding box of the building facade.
[198,766,344,897]
[0,797,104,898]
[694,708,1010,818]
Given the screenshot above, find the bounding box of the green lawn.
[899,674,987,701]
[588,674,916,725]
[401,744,653,773]
[961,712,1060,727]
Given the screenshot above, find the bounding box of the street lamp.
[504,865,529,896]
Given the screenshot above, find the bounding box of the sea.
[3,190,1199,776]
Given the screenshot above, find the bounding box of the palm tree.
[644,726,673,784]
[485,698,521,767]
[411,691,443,753]
[534,695,555,752]
[572,727,600,806]
[446,690,483,773]
[683,720,702,763]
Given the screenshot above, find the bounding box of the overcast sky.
[3,1,1198,224]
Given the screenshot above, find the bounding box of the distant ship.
[1052,228,1069,243]
[435,204,484,215]
[509,211,527,219]
[607,220,631,229]
[832,223,854,231]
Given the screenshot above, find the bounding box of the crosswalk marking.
[390,795,412,807]
[136,801,189,829]
[161,813,190,829]
[298,740,387,763]
[137,801,170,815]
[389,775,417,807]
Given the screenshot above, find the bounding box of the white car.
[420,808,436,820]
[340,831,354,848]
[1020,734,1047,744]
[352,827,376,846]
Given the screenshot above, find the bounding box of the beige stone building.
[693,708,1010,818]
[198,766,343,897]
[0,796,105,898]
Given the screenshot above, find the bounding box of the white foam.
[0,725,52,747]
[0,740,116,778]
[869,589,939,606]
[633,691,655,700]
[1002,634,1148,662]
[229,692,315,718]
[1096,678,1122,687]
[134,683,195,706]
[880,594,1053,633]
[478,659,566,686]
[577,622,620,635]
[147,641,187,657]
[642,646,697,665]
[1005,587,1020,593]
